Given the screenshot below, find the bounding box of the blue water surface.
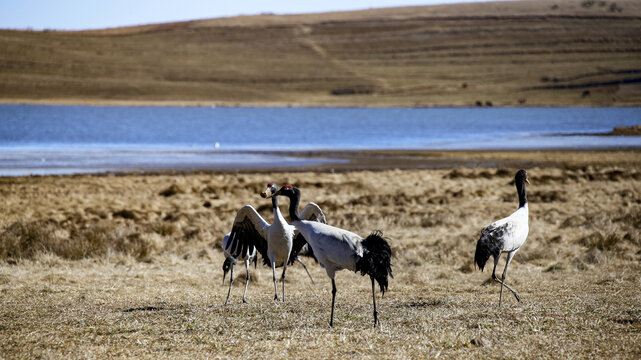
[0,105,639,175]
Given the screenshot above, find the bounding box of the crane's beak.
[526,178,530,185]
[261,187,280,199]
[222,269,228,285]
[260,185,271,198]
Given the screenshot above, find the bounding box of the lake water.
[0,105,640,175]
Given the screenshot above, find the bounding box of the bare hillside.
[1,0,640,107]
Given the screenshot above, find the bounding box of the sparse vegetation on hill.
[1,0,640,107]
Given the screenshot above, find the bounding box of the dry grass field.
[1,150,640,358]
[1,0,641,107]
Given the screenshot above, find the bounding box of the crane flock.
[219,170,530,327]
[223,182,324,303]
[266,185,392,327]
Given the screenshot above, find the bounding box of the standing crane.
[475,169,530,307]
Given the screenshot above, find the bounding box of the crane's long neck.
[286,190,302,222]
[272,194,288,225]
[516,179,527,208]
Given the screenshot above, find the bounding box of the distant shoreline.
[2,148,639,177]
[549,124,641,137]
[235,148,641,173]
[585,124,641,136]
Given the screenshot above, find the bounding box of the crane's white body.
[292,220,363,278]
[266,207,296,268]
[487,203,529,253]
[228,203,296,268]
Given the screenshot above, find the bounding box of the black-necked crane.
[225,182,325,302]
[268,185,393,327]
[221,232,257,304]
[475,169,530,307]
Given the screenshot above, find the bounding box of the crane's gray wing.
[289,202,326,264]
[226,205,269,263]
[299,202,327,224]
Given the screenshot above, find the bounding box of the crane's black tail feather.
[475,231,502,271]
[356,230,393,294]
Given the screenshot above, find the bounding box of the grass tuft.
[543,263,565,272]
[0,220,157,261]
[113,209,137,220]
[159,184,184,197]
[577,231,620,251]
[0,220,62,259]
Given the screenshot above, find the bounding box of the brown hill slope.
[1,0,640,107]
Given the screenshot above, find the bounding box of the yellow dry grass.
[1,150,640,358]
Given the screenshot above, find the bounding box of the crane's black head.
[515,169,529,207]
[269,185,302,221]
[260,182,278,198]
[269,184,299,199]
[515,169,530,185]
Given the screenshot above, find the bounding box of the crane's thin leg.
[330,279,337,327]
[271,255,279,301]
[490,254,504,308]
[499,272,505,308]
[491,253,500,281]
[242,259,250,303]
[492,251,521,307]
[296,257,315,284]
[224,264,234,305]
[492,253,503,308]
[497,280,520,302]
[281,264,288,302]
[371,277,378,327]
[502,251,521,302]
